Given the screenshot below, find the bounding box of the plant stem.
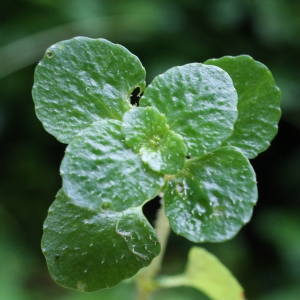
[136,200,170,300]
[144,202,170,278]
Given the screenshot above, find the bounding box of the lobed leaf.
[32,37,146,143]
[159,247,244,300]
[42,189,160,292]
[205,55,281,159]
[34,37,282,296]
[61,119,164,212]
[140,63,238,157]
[122,107,187,174]
[163,146,258,242]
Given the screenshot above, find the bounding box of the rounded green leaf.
[140,63,238,157]
[139,131,187,175]
[32,37,146,143]
[159,247,244,300]
[122,107,169,150]
[122,107,187,174]
[205,55,281,159]
[42,189,160,292]
[61,119,164,212]
[163,146,258,242]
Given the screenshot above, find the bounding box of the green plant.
[32,37,281,299]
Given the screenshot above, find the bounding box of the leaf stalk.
[135,200,170,300]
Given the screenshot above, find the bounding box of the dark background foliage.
[1,0,300,299]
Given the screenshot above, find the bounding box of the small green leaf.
[122,107,187,174]
[159,247,244,300]
[164,146,257,242]
[61,119,164,211]
[33,37,146,143]
[42,189,160,292]
[122,107,169,151]
[140,63,238,157]
[205,55,281,159]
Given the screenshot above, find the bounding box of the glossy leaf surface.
[140,63,238,157]
[164,146,257,242]
[205,55,281,159]
[42,190,160,292]
[33,37,146,143]
[61,119,164,211]
[122,107,187,174]
[159,247,244,300]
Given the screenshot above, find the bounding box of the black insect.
[55,254,60,259]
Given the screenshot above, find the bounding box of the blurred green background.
[1,0,300,299]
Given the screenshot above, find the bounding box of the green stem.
[136,201,170,300]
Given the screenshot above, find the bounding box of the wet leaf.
[164,146,257,242]
[61,119,164,211]
[205,55,281,158]
[33,37,146,143]
[42,189,160,292]
[122,107,187,174]
[140,63,238,157]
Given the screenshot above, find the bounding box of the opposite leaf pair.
[32,37,281,292]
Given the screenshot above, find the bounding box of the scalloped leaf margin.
[205,55,281,159]
[42,189,160,292]
[33,37,146,143]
